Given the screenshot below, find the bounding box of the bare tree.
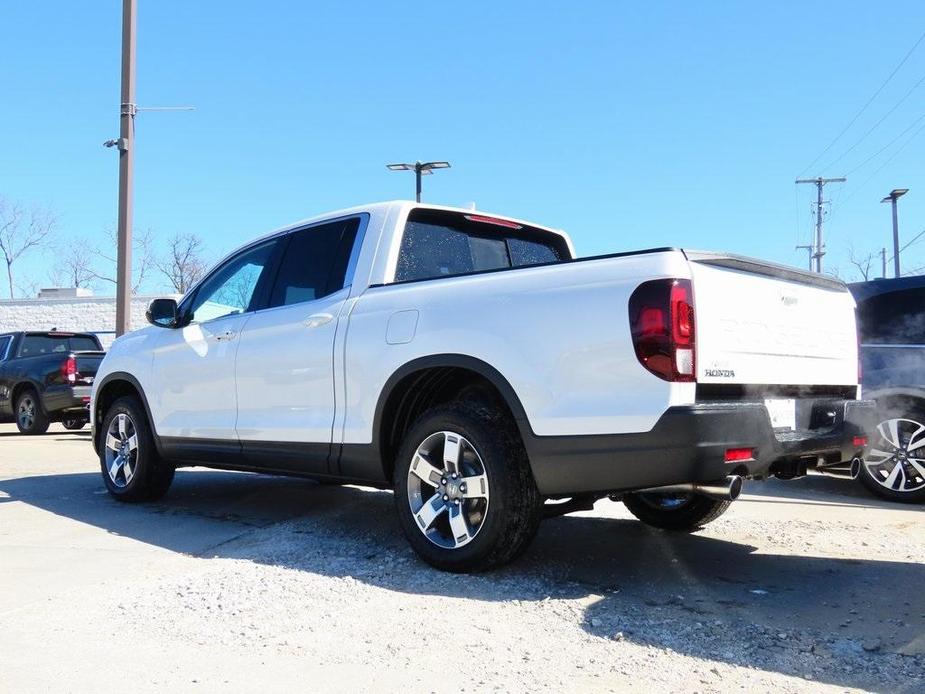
[50,239,96,289]
[156,233,208,294]
[847,246,876,282]
[0,196,55,299]
[93,226,156,294]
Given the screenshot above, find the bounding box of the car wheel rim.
[18,396,35,430]
[864,417,925,493]
[406,430,490,550]
[104,413,139,489]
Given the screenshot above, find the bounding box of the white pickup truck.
[91,201,874,571]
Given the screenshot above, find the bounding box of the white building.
[0,288,177,348]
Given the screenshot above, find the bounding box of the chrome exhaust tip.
[637,475,744,501]
[810,458,861,481]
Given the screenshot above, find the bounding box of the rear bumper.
[41,385,92,419]
[525,399,877,496]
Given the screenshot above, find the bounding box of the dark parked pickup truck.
[0,331,105,434]
[850,275,925,502]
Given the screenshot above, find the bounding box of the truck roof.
[252,200,571,250]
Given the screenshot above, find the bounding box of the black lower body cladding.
[524,399,877,497]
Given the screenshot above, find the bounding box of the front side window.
[394,209,568,283]
[187,241,276,323]
[0,335,11,359]
[268,218,360,308]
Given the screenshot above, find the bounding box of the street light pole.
[881,188,909,278]
[115,0,136,337]
[387,161,451,202]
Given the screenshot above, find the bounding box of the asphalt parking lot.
[1,422,923,693]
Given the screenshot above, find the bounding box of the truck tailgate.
[74,351,105,385]
[687,252,857,386]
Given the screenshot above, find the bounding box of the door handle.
[304,313,334,329]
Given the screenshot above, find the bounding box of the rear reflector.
[463,214,523,230]
[853,436,868,448]
[724,448,755,462]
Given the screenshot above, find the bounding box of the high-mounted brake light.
[61,356,78,384]
[464,214,523,230]
[628,278,696,382]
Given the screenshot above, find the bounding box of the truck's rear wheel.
[393,403,542,572]
[62,417,86,430]
[99,396,174,502]
[860,410,925,503]
[16,388,49,435]
[623,491,730,531]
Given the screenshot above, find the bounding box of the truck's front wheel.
[623,491,730,531]
[99,396,175,502]
[393,403,542,572]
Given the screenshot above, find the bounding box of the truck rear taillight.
[629,278,696,382]
[62,356,77,384]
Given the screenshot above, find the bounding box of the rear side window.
[394,210,568,283]
[268,218,360,307]
[17,334,96,357]
[858,288,925,344]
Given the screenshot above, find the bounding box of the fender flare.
[371,353,535,452]
[93,371,160,453]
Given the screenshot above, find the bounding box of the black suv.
[850,275,925,502]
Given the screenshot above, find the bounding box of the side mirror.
[146,298,180,328]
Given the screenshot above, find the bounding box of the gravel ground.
[1,423,924,692]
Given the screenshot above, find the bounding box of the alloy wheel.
[406,431,490,549]
[864,418,925,493]
[17,395,36,430]
[104,413,139,488]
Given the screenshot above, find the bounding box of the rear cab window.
[857,288,925,344]
[17,334,100,357]
[394,209,570,283]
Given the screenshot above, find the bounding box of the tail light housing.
[629,278,696,382]
[61,356,77,384]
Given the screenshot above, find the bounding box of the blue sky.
[2,1,925,296]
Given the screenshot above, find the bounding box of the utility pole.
[881,188,909,278]
[795,244,814,271]
[104,1,193,335]
[795,176,846,273]
[111,0,136,337]
[881,247,887,278]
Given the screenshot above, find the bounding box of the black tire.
[15,388,50,435]
[859,406,925,504]
[623,491,731,531]
[99,395,174,502]
[393,402,543,572]
[62,417,86,430]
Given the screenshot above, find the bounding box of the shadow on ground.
[1,468,923,689]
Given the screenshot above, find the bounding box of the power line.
[822,72,925,172]
[839,118,925,205]
[889,227,925,262]
[845,110,925,176]
[798,28,925,177]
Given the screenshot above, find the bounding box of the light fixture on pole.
[880,188,909,278]
[387,161,451,202]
